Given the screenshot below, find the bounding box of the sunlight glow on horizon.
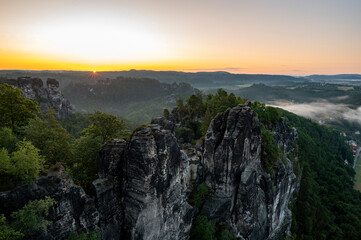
[0,0,360,75]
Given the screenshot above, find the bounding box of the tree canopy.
[0,83,39,130]
[81,110,128,143]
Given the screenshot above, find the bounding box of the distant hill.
[109,70,307,87]
[62,76,197,124]
[234,83,361,107]
[306,74,361,81]
[0,70,307,89]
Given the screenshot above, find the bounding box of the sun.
[93,70,97,74]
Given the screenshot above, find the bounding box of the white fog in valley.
[271,100,361,126]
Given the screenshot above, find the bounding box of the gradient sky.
[0,0,360,75]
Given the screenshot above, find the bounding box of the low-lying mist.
[270,100,361,127]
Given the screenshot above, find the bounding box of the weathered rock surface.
[0,103,298,240]
[93,139,126,240]
[121,124,192,240]
[198,102,297,240]
[0,165,99,239]
[0,77,74,118]
[271,118,298,154]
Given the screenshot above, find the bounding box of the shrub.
[0,214,23,240]
[24,109,74,165]
[190,182,209,208]
[10,140,44,184]
[220,229,236,240]
[10,197,55,236]
[0,127,18,153]
[69,231,100,240]
[190,215,216,240]
[0,148,11,175]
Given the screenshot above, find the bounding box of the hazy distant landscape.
[2,70,360,142]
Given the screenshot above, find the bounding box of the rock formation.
[0,77,74,118]
[0,103,298,240]
[0,165,99,239]
[197,103,298,239]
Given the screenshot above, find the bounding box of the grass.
[354,158,361,192]
[338,86,354,91]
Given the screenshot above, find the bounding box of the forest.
[163,89,361,240]
[1,83,361,239]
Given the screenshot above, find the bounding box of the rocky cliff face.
[0,103,298,240]
[121,124,192,240]
[0,77,74,118]
[181,102,298,240]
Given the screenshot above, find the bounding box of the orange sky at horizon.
[0,0,360,75]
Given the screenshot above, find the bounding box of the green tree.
[200,108,212,135]
[260,124,281,173]
[0,83,39,129]
[59,112,92,138]
[10,197,55,236]
[163,108,170,118]
[0,214,23,240]
[24,109,74,165]
[0,148,14,191]
[69,135,103,190]
[0,148,11,175]
[0,127,18,153]
[81,110,127,143]
[186,92,205,117]
[190,215,216,240]
[190,183,209,208]
[10,140,44,184]
[220,229,236,240]
[69,231,100,240]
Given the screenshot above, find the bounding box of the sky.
[0,0,360,75]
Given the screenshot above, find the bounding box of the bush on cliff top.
[0,197,55,239]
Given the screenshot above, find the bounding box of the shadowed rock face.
[0,77,74,118]
[199,103,297,240]
[0,165,100,239]
[122,125,192,240]
[0,103,298,240]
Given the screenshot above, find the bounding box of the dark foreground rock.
[0,165,99,239]
[0,103,298,240]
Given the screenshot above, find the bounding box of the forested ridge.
[1,82,360,239]
[165,89,361,240]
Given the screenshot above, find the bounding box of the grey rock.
[122,126,192,240]
[0,165,99,240]
[272,118,298,154]
[201,190,231,222]
[198,103,297,240]
[0,77,74,118]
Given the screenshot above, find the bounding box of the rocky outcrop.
[0,77,74,118]
[0,165,99,239]
[271,118,298,154]
[0,103,298,240]
[121,124,193,240]
[194,102,297,240]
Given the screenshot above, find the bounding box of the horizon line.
[1,69,361,77]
